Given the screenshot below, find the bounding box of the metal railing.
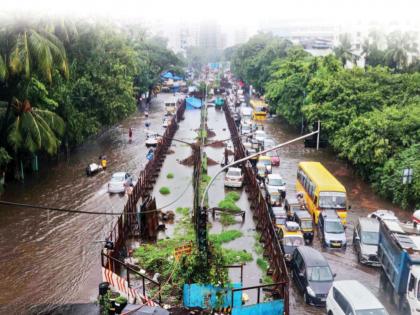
[223,103,290,315]
[102,99,186,304]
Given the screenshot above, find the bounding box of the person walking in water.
[99,155,107,170]
[129,127,133,142]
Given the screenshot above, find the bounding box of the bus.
[250,99,268,121]
[296,161,348,225]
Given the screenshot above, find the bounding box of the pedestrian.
[129,127,133,141]
[100,155,107,170]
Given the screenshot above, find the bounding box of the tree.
[334,33,358,67]
[7,96,64,155]
[385,31,418,71]
[230,33,292,93]
[0,18,68,147]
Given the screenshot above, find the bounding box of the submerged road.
[0,94,173,313]
[0,93,408,314]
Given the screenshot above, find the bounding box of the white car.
[108,172,134,194]
[224,167,243,188]
[254,130,267,144]
[265,173,286,194]
[368,209,398,222]
[326,280,389,315]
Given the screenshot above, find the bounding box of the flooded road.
[264,117,405,314]
[0,93,408,314]
[0,94,174,313]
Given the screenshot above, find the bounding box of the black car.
[290,246,335,306]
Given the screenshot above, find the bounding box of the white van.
[326,280,389,315]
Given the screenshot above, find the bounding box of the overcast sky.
[3,0,420,30]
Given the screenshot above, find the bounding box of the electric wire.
[0,180,192,216]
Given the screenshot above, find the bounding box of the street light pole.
[200,129,320,209]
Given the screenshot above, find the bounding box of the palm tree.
[385,31,418,71]
[334,33,358,67]
[0,18,69,147]
[7,96,65,155]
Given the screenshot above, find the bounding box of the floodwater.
[0,93,408,314]
[264,116,405,315]
[0,94,174,314]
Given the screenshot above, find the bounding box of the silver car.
[353,217,380,266]
[108,172,134,194]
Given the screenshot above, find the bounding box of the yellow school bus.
[295,161,348,225]
[250,99,268,121]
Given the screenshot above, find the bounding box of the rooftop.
[333,280,385,311]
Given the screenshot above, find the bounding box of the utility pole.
[316,120,321,150]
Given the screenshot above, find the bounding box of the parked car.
[294,210,314,245]
[278,221,305,262]
[353,217,380,266]
[326,280,389,315]
[108,172,134,194]
[224,167,243,188]
[240,123,251,135]
[318,210,347,249]
[368,209,398,222]
[291,246,335,306]
[256,156,272,178]
[272,206,288,227]
[254,130,267,144]
[266,150,280,166]
[266,173,286,194]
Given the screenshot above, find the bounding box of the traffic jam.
[222,74,420,315]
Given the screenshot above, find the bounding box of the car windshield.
[276,217,286,225]
[256,131,265,137]
[362,231,379,245]
[301,220,313,229]
[319,192,346,209]
[111,174,125,182]
[228,170,241,177]
[308,266,333,282]
[355,309,388,315]
[269,178,285,186]
[325,220,344,233]
[283,236,304,247]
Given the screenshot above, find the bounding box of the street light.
[200,129,320,209]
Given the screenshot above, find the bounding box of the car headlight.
[306,286,316,297]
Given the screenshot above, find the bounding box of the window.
[319,192,346,209]
[409,274,415,292]
[308,266,333,282]
[333,288,349,312]
[361,231,379,245]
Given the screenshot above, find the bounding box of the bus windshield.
[319,192,346,209]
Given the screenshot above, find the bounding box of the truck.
[378,219,420,315]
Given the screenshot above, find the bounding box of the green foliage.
[218,199,241,212]
[225,191,240,202]
[0,147,11,169]
[222,248,253,264]
[167,172,174,179]
[0,19,184,163]
[209,230,243,245]
[175,207,189,216]
[256,257,269,272]
[232,33,420,210]
[159,187,171,195]
[332,104,420,179]
[229,33,292,93]
[373,144,420,210]
[220,214,236,226]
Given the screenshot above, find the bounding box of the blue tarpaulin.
[231,300,284,315]
[186,97,202,110]
[183,283,242,309]
[162,72,173,79]
[173,75,183,81]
